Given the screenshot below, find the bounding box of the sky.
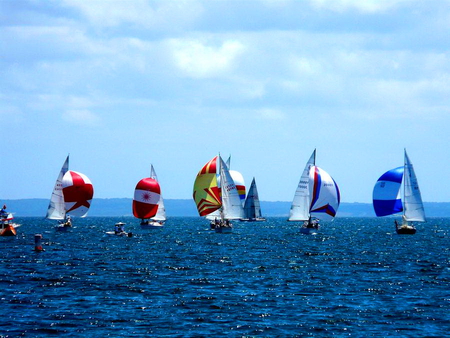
[1,0,450,204]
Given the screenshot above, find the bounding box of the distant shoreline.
[1,198,449,218]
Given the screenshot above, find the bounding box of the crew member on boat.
[115,222,126,234]
[0,205,7,219]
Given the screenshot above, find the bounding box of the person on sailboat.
[0,205,7,219]
[65,215,72,227]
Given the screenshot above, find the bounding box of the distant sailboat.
[289,149,340,234]
[193,155,244,233]
[373,149,426,234]
[0,205,20,236]
[242,178,265,222]
[133,166,163,228]
[46,155,94,230]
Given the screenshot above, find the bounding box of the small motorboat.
[106,222,133,237]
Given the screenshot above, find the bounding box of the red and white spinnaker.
[132,177,161,220]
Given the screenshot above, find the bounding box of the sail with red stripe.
[289,149,340,222]
[62,170,94,217]
[226,156,246,201]
[133,177,161,220]
[193,156,222,216]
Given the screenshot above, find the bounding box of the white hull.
[241,218,266,222]
[105,231,132,237]
[141,221,164,229]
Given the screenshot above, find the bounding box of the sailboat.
[46,155,94,230]
[288,149,341,234]
[242,178,266,222]
[373,149,426,234]
[0,205,20,236]
[204,156,246,223]
[133,165,165,228]
[193,155,244,233]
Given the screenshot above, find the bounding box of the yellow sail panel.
[193,156,222,216]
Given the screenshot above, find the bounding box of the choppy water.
[1,217,450,337]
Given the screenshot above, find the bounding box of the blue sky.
[1,0,449,203]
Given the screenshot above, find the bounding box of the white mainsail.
[289,149,316,221]
[46,155,69,220]
[150,164,166,221]
[243,177,262,219]
[403,150,426,222]
[219,156,244,220]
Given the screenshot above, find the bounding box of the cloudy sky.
[2,0,450,205]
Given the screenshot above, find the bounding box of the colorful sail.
[193,156,221,216]
[46,155,69,220]
[309,166,340,221]
[226,156,246,201]
[62,170,94,217]
[243,177,263,219]
[133,177,161,220]
[372,166,404,217]
[229,170,246,201]
[289,149,340,221]
[403,150,426,222]
[149,165,166,221]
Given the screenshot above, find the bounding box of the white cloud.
[62,110,100,126]
[61,0,203,30]
[309,0,410,13]
[257,108,286,120]
[170,39,245,78]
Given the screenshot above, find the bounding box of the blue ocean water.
[1,217,449,337]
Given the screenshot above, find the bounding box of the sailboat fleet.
[2,149,429,236]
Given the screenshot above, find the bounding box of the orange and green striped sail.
[193,156,222,216]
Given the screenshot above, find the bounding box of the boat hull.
[396,226,416,234]
[106,231,133,237]
[215,226,232,233]
[141,223,164,229]
[0,224,17,236]
[300,226,318,235]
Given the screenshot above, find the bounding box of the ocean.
[1,217,449,337]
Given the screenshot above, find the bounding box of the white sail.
[150,164,166,221]
[289,149,316,221]
[403,150,426,222]
[243,178,262,219]
[46,155,69,220]
[219,156,244,220]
